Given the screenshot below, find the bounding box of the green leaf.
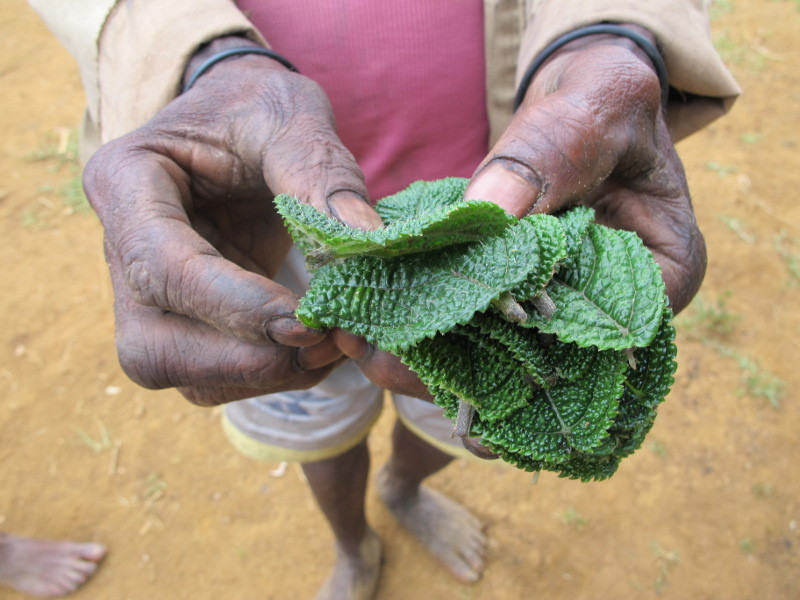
[285,178,677,482]
[296,216,558,352]
[399,329,532,422]
[478,348,628,463]
[522,223,666,350]
[467,312,551,384]
[274,178,516,266]
[374,178,469,222]
[509,213,568,300]
[603,308,677,458]
[557,206,595,263]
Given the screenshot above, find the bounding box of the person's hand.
[338,25,703,459]
[466,24,706,314]
[83,37,382,406]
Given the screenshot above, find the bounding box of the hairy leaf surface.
[522,224,666,350]
[274,178,515,266]
[478,349,628,462]
[285,178,677,482]
[399,330,532,422]
[297,216,559,351]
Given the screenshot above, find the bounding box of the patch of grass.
[751,482,774,498]
[651,541,680,595]
[774,232,800,287]
[713,31,746,64]
[740,132,763,144]
[712,31,767,71]
[705,160,738,176]
[560,507,587,528]
[25,128,89,213]
[21,207,40,228]
[74,418,113,454]
[648,441,668,457]
[739,537,756,554]
[679,294,783,407]
[59,173,89,212]
[719,215,757,243]
[709,0,735,20]
[712,30,774,73]
[25,128,80,165]
[678,292,740,338]
[143,473,168,499]
[704,340,784,408]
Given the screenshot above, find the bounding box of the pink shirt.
[237,1,489,201]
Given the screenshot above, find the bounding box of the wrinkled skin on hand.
[84,45,381,406]
[338,26,706,458]
[466,26,706,313]
[86,29,702,459]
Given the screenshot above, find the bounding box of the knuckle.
[235,350,287,388]
[116,228,163,307]
[232,345,318,391]
[115,330,167,390]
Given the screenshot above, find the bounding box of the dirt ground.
[1,1,798,599]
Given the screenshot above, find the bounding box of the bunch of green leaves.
[275,178,677,481]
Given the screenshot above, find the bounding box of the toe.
[77,542,106,562]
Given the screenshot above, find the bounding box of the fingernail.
[466,159,543,218]
[327,190,382,230]
[266,316,324,345]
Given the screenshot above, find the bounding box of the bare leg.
[376,419,487,582]
[0,533,105,598]
[302,440,382,600]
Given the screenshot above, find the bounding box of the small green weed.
[25,128,80,165]
[774,232,800,287]
[679,295,783,407]
[25,128,89,212]
[560,507,587,528]
[651,541,680,595]
[705,340,784,408]
[710,0,734,20]
[143,473,168,499]
[74,418,113,454]
[712,31,767,71]
[679,292,740,338]
[713,31,746,64]
[739,537,755,554]
[719,215,757,243]
[648,441,668,457]
[740,132,763,144]
[751,482,774,498]
[705,160,738,176]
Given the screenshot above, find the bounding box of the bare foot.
[0,534,106,598]
[376,466,487,582]
[315,527,382,600]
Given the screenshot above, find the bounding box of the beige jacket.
[29,0,740,158]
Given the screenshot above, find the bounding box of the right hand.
[83,40,382,406]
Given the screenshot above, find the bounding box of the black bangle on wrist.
[514,23,669,110]
[183,47,300,93]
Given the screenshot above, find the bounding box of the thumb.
[255,77,382,231]
[464,95,629,218]
[464,156,546,218]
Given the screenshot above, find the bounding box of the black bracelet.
[183,47,300,93]
[514,24,669,110]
